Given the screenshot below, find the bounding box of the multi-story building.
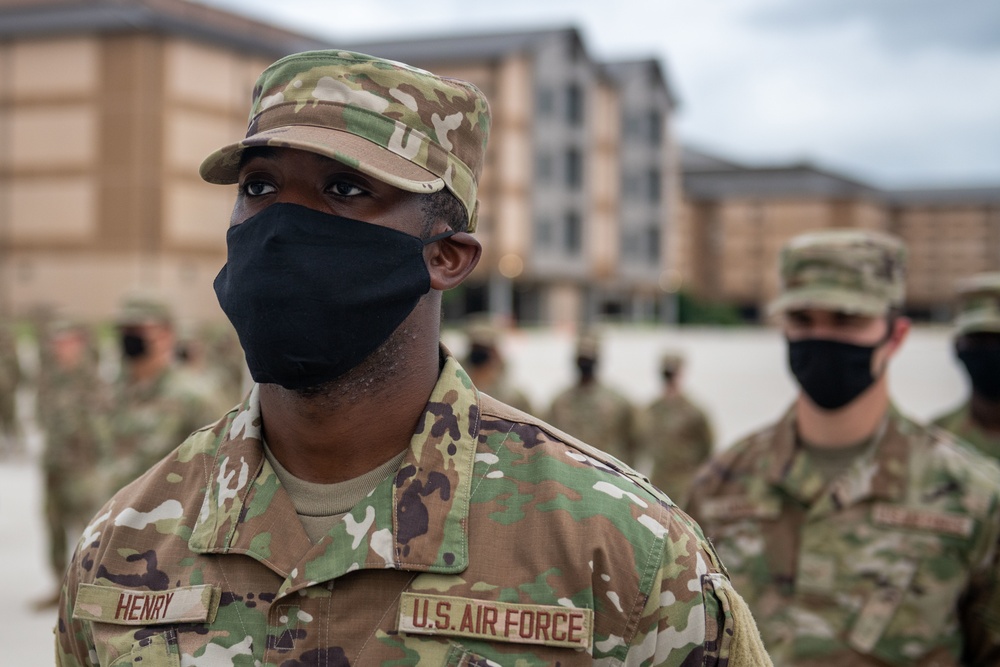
[346,31,679,326]
[678,147,1000,320]
[0,0,327,323]
[0,1,682,329]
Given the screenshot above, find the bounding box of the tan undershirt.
[799,436,874,485]
[264,443,407,543]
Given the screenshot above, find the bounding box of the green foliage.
[676,290,745,326]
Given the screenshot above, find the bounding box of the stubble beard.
[284,320,417,411]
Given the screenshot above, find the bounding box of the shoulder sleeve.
[55,518,103,666]
[622,506,770,666]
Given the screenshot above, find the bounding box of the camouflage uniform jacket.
[933,401,1000,462]
[548,382,636,466]
[687,404,1000,666]
[634,393,714,506]
[102,365,226,497]
[57,354,763,666]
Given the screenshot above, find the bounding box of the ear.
[884,316,911,360]
[426,232,481,291]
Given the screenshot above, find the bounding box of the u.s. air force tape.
[398,592,593,650]
[73,584,220,625]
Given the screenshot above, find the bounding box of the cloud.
[748,0,1000,54]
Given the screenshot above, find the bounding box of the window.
[647,168,661,203]
[536,217,553,248]
[536,87,554,116]
[536,153,553,183]
[648,110,662,145]
[565,211,582,255]
[566,83,584,126]
[565,148,583,189]
[647,226,660,264]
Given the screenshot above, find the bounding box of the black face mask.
[214,203,453,390]
[576,357,597,381]
[787,338,881,410]
[957,346,1000,400]
[468,345,492,367]
[121,333,148,359]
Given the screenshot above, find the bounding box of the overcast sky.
[196,0,1000,189]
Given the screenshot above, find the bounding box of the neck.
[796,376,890,448]
[127,355,168,385]
[260,327,442,484]
[970,393,1000,432]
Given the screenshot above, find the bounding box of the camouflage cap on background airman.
[660,350,685,375]
[115,294,173,327]
[954,272,1000,336]
[769,228,907,316]
[575,331,602,360]
[199,49,491,230]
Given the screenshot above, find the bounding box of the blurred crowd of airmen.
[5,225,1000,663]
[458,231,1000,665]
[0,294,246,607]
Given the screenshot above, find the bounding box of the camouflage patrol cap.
[199,49,491,231]
[660,351,685,374]
[466,321,499,349]
[576,332,602,360]
[116,294,173,327]
[954,272,1000,335]
[769,229,907,316]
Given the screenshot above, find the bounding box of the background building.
[679,147,1000,321]
[0,0,997,327]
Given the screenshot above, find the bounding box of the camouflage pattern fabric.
[37,358,109,578]
[200,49,490,230]
[56,354,766,666]
[547,382,637,466]
[0,324,21,439]
[933,401,1000,461]
[100,366,226,499]
[769,229,907,317]
[634,393,714,507]
[687,404,1000,666]
[953,272,1000,336]
[475,375,534,415]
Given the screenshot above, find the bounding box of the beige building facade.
[0,1,681,329]
[678,149,1000,320]
[0,0,329,325]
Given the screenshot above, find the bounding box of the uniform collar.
[189,353,480,594]
[768,404,910,510]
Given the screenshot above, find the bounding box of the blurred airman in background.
[933,272,1000,458]
[547,331,635,464]
[634,350,713,505]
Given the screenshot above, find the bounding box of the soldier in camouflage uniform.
[0,319,22,456]
[57,49,770,666]
[100,296,225,498]
[34,320,108,608]
[547,332,637,466]
[932,272,1000,459]
[687,229,1000,666]
[634,351,714,506]
[463,320,533,414]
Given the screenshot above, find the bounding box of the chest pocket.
[109,631,180,667]
[795,504,975,665]
[74,583,219,667]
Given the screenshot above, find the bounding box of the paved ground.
[2,325,966,663]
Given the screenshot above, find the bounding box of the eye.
[328,179,367,197]
[242,180,275,197]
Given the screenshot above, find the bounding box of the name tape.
[872,504,975,538]
[399,593,592,651]
[73,584,219,625]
